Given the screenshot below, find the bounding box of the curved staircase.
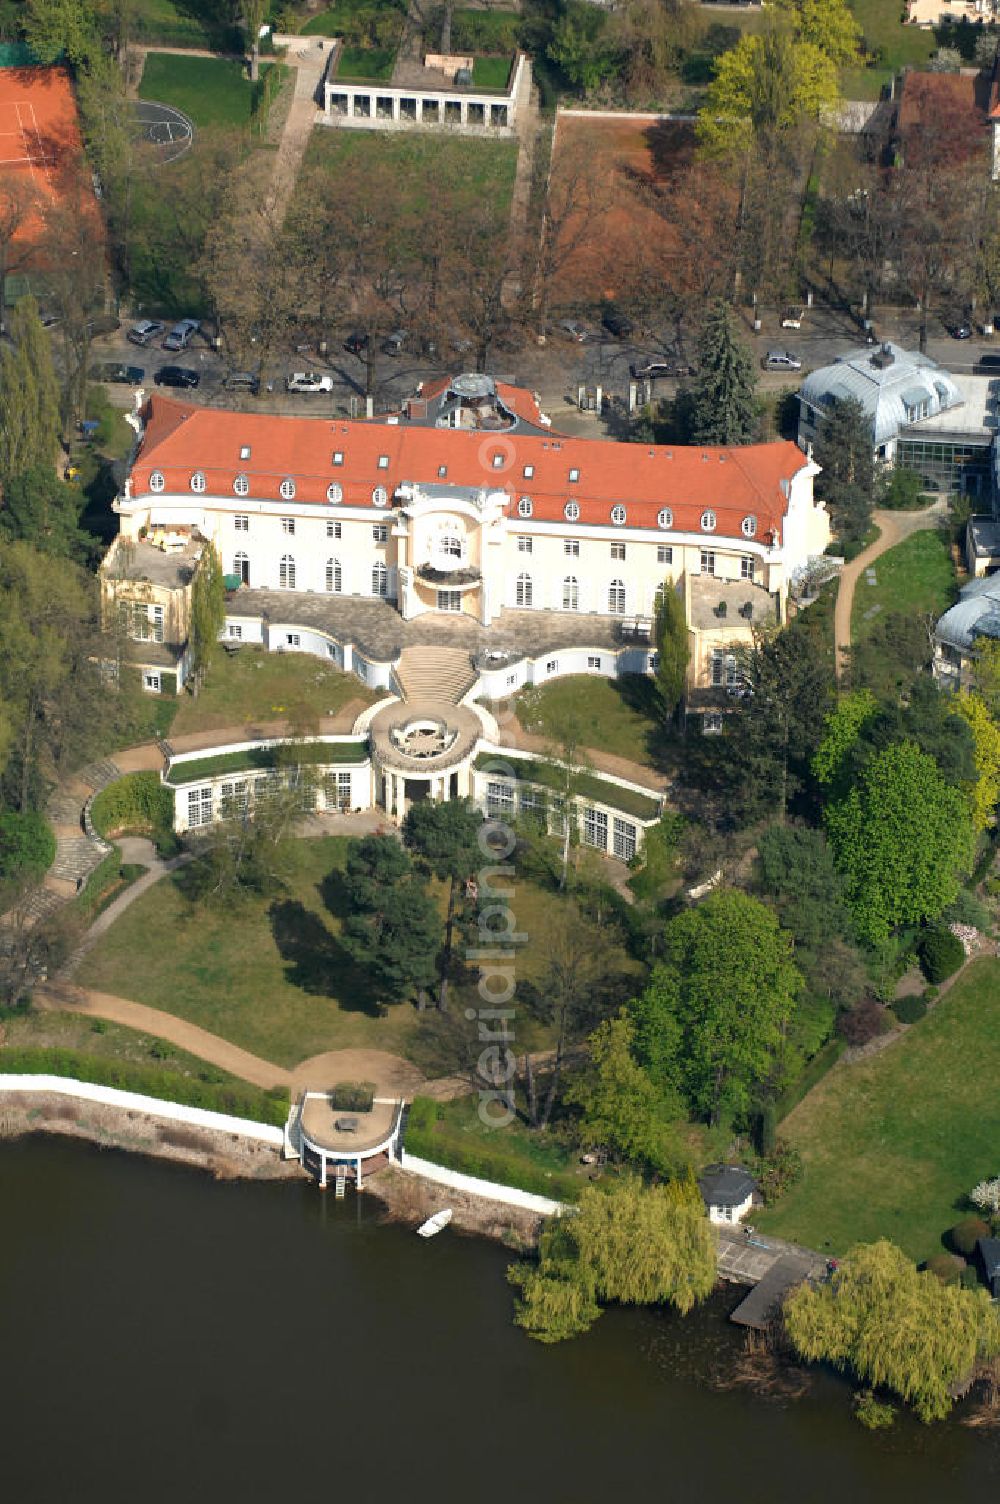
[393,646,478,705]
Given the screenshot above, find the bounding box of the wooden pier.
[717,1228,828,1330]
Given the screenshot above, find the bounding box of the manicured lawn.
[77,840,618,1069]
[471,56,513,90]
[850,529,956,647]
[756,958,1000,1261]
[513,674,671,772]
[139,53,279,130]
[170,648,379,736]
[847,0,936,69]
[300,129,518,214]
[335,47,397,81]
[410,1092,590,1201]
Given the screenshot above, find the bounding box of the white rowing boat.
[416,1208,453,1238]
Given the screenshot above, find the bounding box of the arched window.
[516,572,533,608]
[564,500,580,522]
[326,558,342,593]
[233,474,249,497]
[701,510,716,532]
[372,485,389,508]
[149,470,164,493]
[327,482,343,504]
[518,495,533,518]
[742,514,757,538]
[233,551,249,586]
[610,504,627,526]
[372,561,388,597]
[562,575,579,611]
[439,534,463,560]
[280,477,296,501]
[279,554,296,589]
[608,578,626,614]
[657,507,673,530]
[190,471,206,493]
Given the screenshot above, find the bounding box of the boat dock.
[717,1228,828,1330]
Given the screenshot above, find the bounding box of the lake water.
[3,1137,999,1503]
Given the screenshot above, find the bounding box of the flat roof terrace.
[299,1095,400,1156]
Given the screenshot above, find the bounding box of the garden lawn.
[139,53,279,130]
[76,841,606,1070]
[169,648,379,735]
[472,56,513,90]
[412,1092,590,1201]
[130,0,241,49]
[3,1008,261,1088]
[299,129,518,215]
[303,0,406,38]
[335,47,396,80]
[847,0,936,69]
[850,529,956,648]
[514,674,670,771]
[756,958,1000,1261]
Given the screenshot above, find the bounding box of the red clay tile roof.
[132,394,809,542]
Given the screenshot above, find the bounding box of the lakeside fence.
[398,1148,567,1217]
[0,1075,285,1146]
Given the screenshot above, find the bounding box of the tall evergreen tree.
[0,296,62,486]
[190,541,226,682]
[655,580,689,719]
[402,798,482,1012]
[812,395,875,547]
[685,301,758,445]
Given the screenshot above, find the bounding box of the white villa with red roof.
[100,374,829,841]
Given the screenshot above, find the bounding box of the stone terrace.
[229,591,624,664]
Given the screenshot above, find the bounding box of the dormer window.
[523,464,534,479]
[234,474,249,497]
[333,451,343,466]
[190,471,206,493]
[568,467,580,482]
[492,453,505,469]
[610,504,627,526]
[149,470,164,493]
[280,478,296,500]
[240,446,251,460]
[657,508,673,530]
[378,455,389,469]
[438,465,447,478]
[327,482,343,504]
[701,510,716,532]
[741,514,757,538]
[372,485,389,507]
[564,501,580,522]
[518,495,533,518]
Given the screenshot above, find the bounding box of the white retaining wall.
[0,1075,285,1146]
[398,1148,566,1216]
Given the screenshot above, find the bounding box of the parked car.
[343,331,369,355]
[224,370,260,393]
[154,365,200,389]
[127,319,164,347]
[381,330,406,357]
[630,359,693,381]
[89,361,145,385]
[949,321,973,340]
[601,308,633,339]
[780,307,804,329]
[286,371,334,393]
[162,318,200,351]
[558,319,589,343]
[761,349,803,372]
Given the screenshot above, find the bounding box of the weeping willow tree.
[509,1175,717,1344]
[784,1239,1000,1423]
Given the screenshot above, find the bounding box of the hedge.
[0,810,55,882]
[775,1038,843,1120]
[0,1047,289,1127]
[90,772,174,840]
[919,926,965,985]
[404,1097,581,1202]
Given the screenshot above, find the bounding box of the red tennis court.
[0,65,93,254]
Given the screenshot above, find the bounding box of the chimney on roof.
[871,343,895,369]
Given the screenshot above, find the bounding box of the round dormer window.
[701,510,716,532]
[327,482,343,504]
[742,514,757,538]
[233,474,249,497]
[564,501,580,522]
[372,485,389,507]
[518,496,533,518]
[190,471,206,494]
[280,477,296,501]
[657,507,673,530]
[611,504,627,526]
[149,470,164,493]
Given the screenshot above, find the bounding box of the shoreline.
[0,1093,545,1246]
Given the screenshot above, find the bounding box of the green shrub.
[757,1102,777,1156]
[0,1046,289,1126]
[329,1081,375,1113]
[960,1266,981,1291]
[892,994,927,1025]
[924,985,939,1003]
[942,889,991,933]
[854,1390,896,1430]
[0,811,55,881]
[918,926,966,984]
[91,773,174,840]
[948,1215,991,1257]
[925,1252,964,1285]
[404,1096,580,1201]
[406,1095,442,1132]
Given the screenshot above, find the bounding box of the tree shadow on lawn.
[606,674,679,774]
[269,899,383,1016]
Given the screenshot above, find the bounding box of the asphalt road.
[86,305,995,426]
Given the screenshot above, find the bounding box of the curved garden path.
[833,500,948,683]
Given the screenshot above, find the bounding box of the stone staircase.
[49,836,109,888]
[77,758,122,795]
[394,646,478,705]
